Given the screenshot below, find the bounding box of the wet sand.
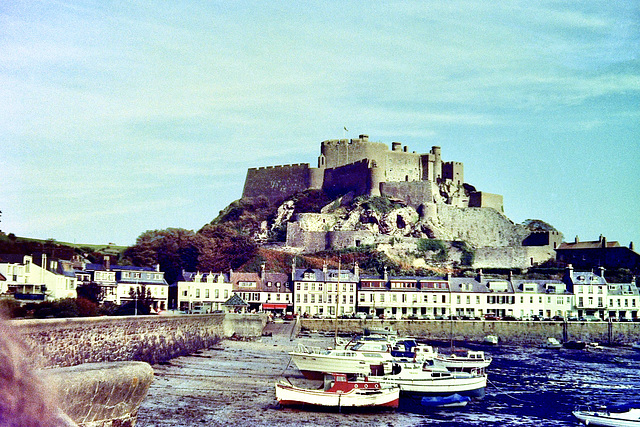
[136,322,411,427]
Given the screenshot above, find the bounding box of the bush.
[416,239,447,253]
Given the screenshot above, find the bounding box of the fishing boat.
[367,361,487,398]
[483,335,498,345]
[289,343,394,380]
[275,373,400,409]
[433,350,492,372]
[573,403,640,426]
[540,337,562,349]
[563,340,587,350]
[420,393,471,408]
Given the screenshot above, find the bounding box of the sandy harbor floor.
[136,321,413,427]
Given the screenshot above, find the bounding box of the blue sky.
[1,0,638,249]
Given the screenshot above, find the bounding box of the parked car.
[484,314,500,321]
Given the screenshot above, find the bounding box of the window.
[195,289,200,298]
[215,289,219,298]
[205,289,209,298]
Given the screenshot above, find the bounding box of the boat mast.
[335,256,340,346]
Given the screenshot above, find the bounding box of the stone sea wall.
[300,319,640,345]
[13,313,267,369]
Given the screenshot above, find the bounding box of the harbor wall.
[13,313,267,368]
[299,319,640,345]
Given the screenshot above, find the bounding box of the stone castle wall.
[13,313,267,368]
[474,246,556,269]
[380,181,437,207]
[469,191,504,212]
[427,205,529,247]
[322,159,372,198]
[242,163,313,202]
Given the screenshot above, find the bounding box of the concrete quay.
[300,318,640,345]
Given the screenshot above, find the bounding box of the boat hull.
[573,409,640,427]
[290,351,391,379]
[275,383,400,409]
[369,372,487,398]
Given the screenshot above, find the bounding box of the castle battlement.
[242,134,501,211]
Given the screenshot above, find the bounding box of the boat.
[289,343,394,380]
[367,361,487,398]
[420,393,471,408]
[275,373,400,409]
[483,335,498,345]
[573,403,640,426]
[540,337,562,349]
[433,350,492,372]
[563,340,587,350]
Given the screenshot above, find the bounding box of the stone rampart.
[322,160,371,198]
[242,163,312,202]
[380,181,436,208]
[300,319,640,345]
[13,313,267,369]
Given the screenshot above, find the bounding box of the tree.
[123,228,201,284]
[197,224,257,272]
[76,282,105,304]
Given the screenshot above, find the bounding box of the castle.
[242,134,503,211]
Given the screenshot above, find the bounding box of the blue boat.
[421,393,471,408]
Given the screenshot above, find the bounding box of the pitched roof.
[557,241,620,250]
[223,294,248,306]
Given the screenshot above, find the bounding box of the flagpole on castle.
[343,126,348,163]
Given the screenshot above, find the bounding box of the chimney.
[354,261,360,281]
[598,266,605,278]
[322,261,328,275]
[631,242,635,251]
[155,263,160,272]
[104,255,110,271]
[574,235,579,244]
[476,269,484,283]
[383,266,388,282]
[291,257,297,279]
[602,236,607,248]
[261,262,266,281]
[41,253,47,270]
[508,270,513,281]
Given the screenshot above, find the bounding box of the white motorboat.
[367,361,487,398]
[275,373,400,409]
[289,343,394,380]
[483,335,498,345]
[573,404,640,426]
[540,337,562,349]
[435,350,492,372]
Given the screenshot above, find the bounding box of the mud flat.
[136,324,413,427]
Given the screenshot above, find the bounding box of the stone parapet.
[49,361,154,427]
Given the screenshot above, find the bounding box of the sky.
[1,0,638,249]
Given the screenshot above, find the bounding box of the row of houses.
[1,253,638,321]
[177,261,639,321]
[0,254,169,311]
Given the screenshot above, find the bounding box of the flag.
[344,126,348,132]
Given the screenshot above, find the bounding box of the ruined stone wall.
[299,319,640,345]
[242,163,312,202]
[427,205,528,247]
[469,191,504,212]
[13,313,267,368]
[380,181,436,208]
[286,223,377,253]
[473,246,555,269]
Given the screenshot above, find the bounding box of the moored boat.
[432,350,492,372]
[289,343,394,380]
[275,373,400,409]
[483,335,498,345]
[573,404,640,426]
[540,337,562,349]
[563,340,587,350]
[367,361,487,398]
